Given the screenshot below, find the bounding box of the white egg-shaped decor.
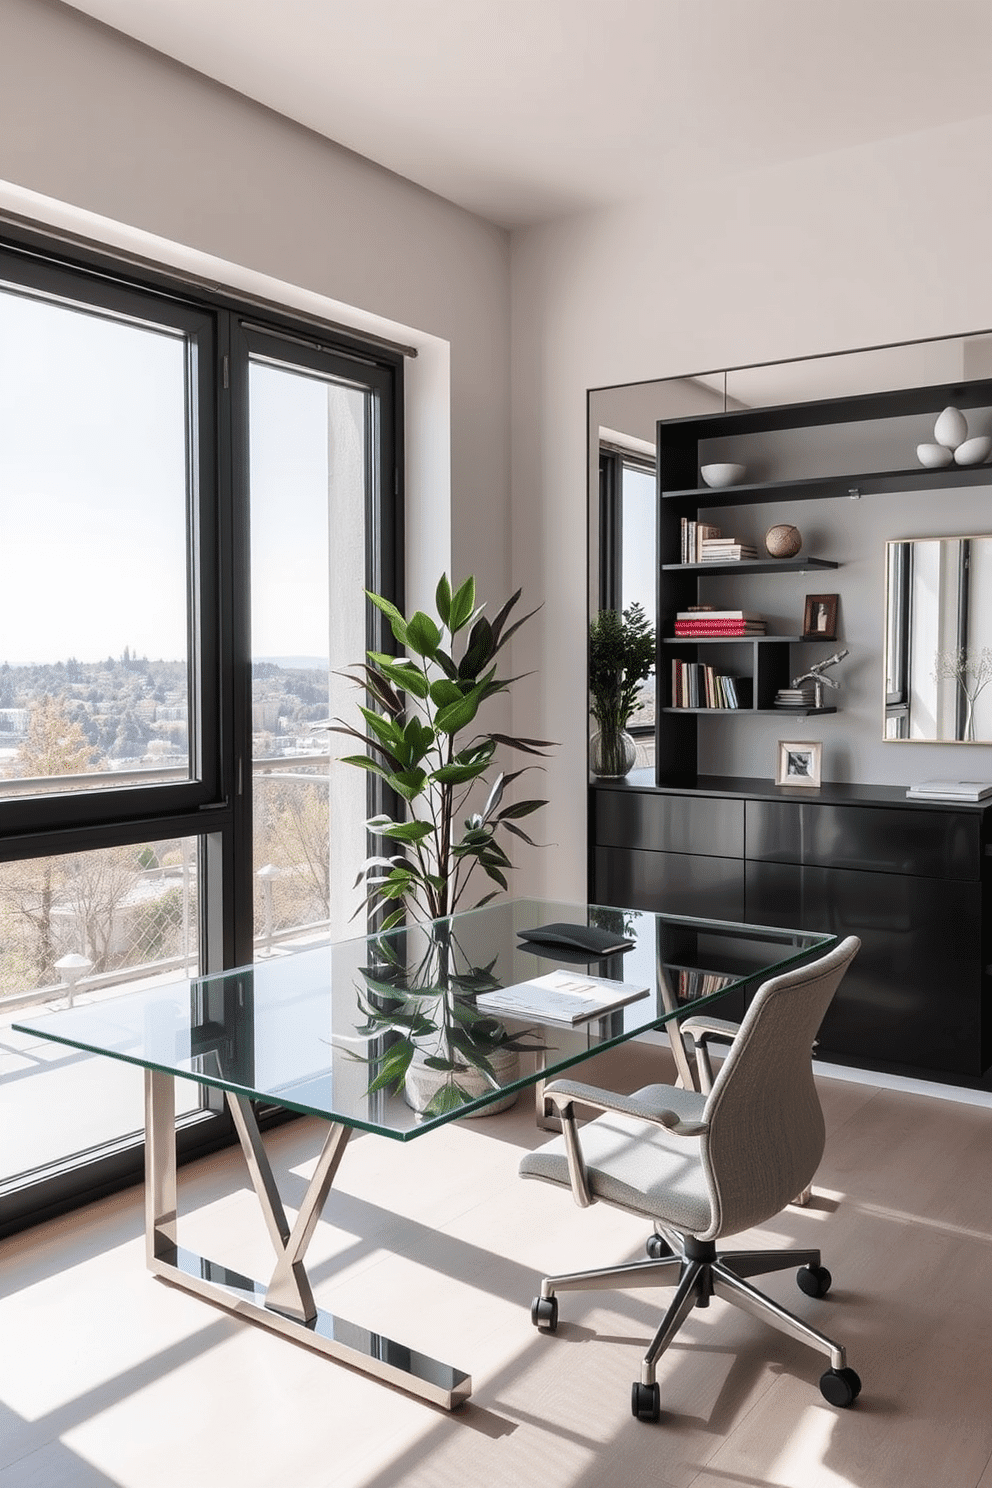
[764,523,802,559]
[916,442,954,468]
[934,406,968,449]
[953,435,992,466]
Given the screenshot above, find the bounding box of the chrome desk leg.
[142,1071,471,1409]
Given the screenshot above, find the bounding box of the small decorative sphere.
[764,523,802,559]
[934,406,968,450]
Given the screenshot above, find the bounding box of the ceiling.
[63,0,992,229]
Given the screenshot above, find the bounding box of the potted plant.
[333,574,554,1115]
[588,602,656,776]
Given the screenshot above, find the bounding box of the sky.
[0,283,362,668]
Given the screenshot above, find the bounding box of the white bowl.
[917,442,954,468]
[934,406,968,448]
[700,462,746,488]
[953,435,992,466]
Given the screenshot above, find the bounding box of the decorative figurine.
[791,648,849,710]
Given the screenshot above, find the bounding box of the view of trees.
[0,661,333,1000]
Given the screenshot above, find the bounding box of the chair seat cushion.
[520,1084,712,1235]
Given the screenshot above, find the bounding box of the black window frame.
[0,223,404,1236]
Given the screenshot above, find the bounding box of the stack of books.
[905,780,992,802]
[679,520,722,563]
[774,686,817,709]
[671,661,753,709]
[698,537,759,562]
[674,610,766,637]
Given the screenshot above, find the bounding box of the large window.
[0,231,402,1235]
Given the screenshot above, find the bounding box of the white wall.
[510,113,992,900]
[0,0,512,608]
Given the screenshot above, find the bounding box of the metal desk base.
[144,1070,471,1410]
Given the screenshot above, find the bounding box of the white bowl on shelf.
[916,442,954,468]
[700,462,746,488]
[954,435,992,466]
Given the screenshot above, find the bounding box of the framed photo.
[776,739,822,788]
[802,593,838,641]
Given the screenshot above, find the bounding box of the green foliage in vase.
[335,575,554,928]
[588,603,657,732]
[351,930,544,1117]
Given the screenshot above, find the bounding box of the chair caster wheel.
[631,1380,660,1421]
[646,1233,672,1260]
[819,1366,861,1407]
[797,1264,832,1298]
[531,1295,558,1332]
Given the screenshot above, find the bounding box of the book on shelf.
[698,547,758,561]
[680,518,722,563]
[674,623,766,636]
[676,610,763,621]
[905,780,992,801]
[676,968,737,1003]
[671,660,752,709]
[476,969,649,1025]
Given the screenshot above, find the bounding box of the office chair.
[520,936,861,1422]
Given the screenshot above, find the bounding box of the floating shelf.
[663,463,992,507]
[664,635,838,645]
[662,557,838,575]
[662,706,838,717]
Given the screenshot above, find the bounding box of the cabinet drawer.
[593,846,745,921]
[594,790,744,859]
[745,800,980,881]
[745,860,986,1075]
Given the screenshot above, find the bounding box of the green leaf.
[431,761,489,785]
[423,1082,474,1116]
[502,820,538,846]
[386,768,428,801]
[435,574,452,627]
[458,617,495,680]
[406,611,442,658]
[428,678,464,710]
[433,648,459,680]
[366,1042,415,1096]
[339,754,390,780]
[488,732,556,755]
[367,653,430,700]
[448,576,476,633]
[372,819,434,844]
[488,588,521,646]
[496,798,546,820]
[435,685,483,736]
[366,590,409,648]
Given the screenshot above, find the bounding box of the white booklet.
[477,969,650,1026]
[906,780,992,800]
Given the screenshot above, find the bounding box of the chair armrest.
[679,1015,739,1043]
[543,1079,709,1138]
[542,1079,708,1210]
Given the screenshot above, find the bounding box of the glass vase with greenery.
[588,603,656,776]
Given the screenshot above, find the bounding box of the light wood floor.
[1,1043,991,1488]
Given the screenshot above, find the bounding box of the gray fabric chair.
[520,936,862,1422]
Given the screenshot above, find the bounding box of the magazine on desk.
[476,969,650,1026]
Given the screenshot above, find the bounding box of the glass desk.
[14,898,833,1409]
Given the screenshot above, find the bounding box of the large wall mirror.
[884,536,992,743]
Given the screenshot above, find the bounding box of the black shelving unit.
[651,374,992,782]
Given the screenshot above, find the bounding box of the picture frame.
[776,739,822,788]
[802,593,838,641]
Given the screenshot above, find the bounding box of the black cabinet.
[589,779,992,1083]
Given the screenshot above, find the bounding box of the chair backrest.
[698,936,860,1242]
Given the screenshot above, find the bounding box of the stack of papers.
[477,970,649,1026]
[905,780,992,802]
